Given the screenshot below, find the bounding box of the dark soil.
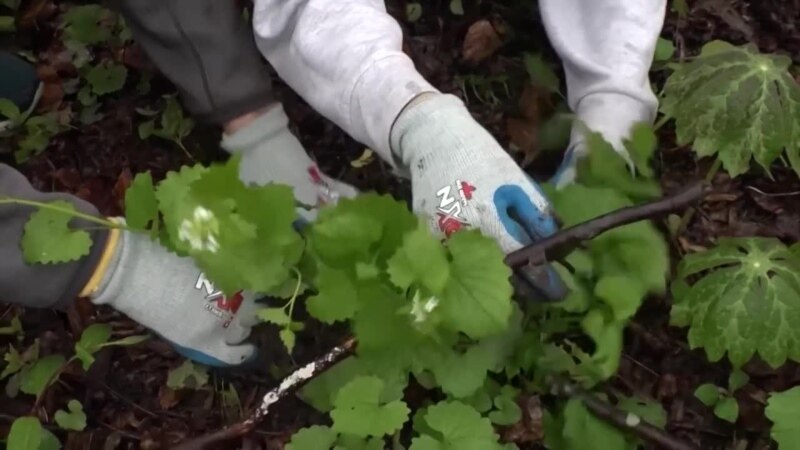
[2,0,800,448]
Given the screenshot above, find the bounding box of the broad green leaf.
[257,307,290,326]
[331,376,409,437]
[125,172,159,231]
[334,435,385,450]
[672,237,800,367]
[694,383,721,406]
[653,37,675,63]
[523,53,560,94]
[661,41,800,177]
[20,354,65,397]
[286,425,337,450]
[766,387,800,450]
[440,230,513,339]
[488,386,522,426]
[7,417,43,450]
[280,329,296,353]
[307,266,359,324]
[714,396,739,423]
[387,221,449,294]
[623,122,658,178]
[166,360,208,390]
[22,200,92,264]
[594,275,645,321]
[74,323,111,370]
[63,5,112,44]
[54,399,87,431]
[578,131,662,200]
[410,401,503,450]
[581,309,624,380]
[0,98,21,121]
[563,398,627,450]
[85,63,127,96]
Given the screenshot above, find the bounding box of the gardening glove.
[83,226,257,367]
[221,104,358,221]
[390,93,567,301]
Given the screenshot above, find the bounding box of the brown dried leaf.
[501,394,544,444]
[506,117,537,165]
[461,19,503,65]
[158,385,182,410]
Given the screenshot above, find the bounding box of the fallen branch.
[505,181,709,267]
[172,183,710,449]
[550,378,700,450]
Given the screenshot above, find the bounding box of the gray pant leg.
[116,0,275,124]
[0,164,108,309]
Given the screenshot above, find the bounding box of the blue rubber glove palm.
[390,94,567,300]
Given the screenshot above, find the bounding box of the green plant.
[765,386,800,449]
[661,40,800,178]
[167,359,210,390]
[6,416,60,450]
[670,237,800,367]
[693,369,749,423]
[138,96,195,159]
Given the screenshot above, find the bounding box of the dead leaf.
[501,394,544,444]
[506,84,556,167]
[506,117,537,165]
[158,385,182,410]
[461,19,503,65]
[113,168,133,213]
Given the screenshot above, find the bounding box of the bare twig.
[505,181,709,267]
[172,338,356,450]
[551,378,700,450]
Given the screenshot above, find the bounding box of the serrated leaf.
[21,200,93,264]
[387,220,449,294]
[661,41,800,177]
[286,425,337,450]
[714,396,739,423]
[331,376,409,437]
[63,5,111,44]
[766,387,800,450]
[85,63,127,96]
[20,354,65,397]
[74,323,111,371]
[440,230,513,339]
[488,387,522,426]
[166,360,208,390]
[563,398,627,450]
[672,237,800,367]
[307,266,359,324]
[523,53,560,94]
[694,383,721,406]
[125,172,159,231]
[54,399,87,431]
[578,131,662,200]
[410,401,503,450]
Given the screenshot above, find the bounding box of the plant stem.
[0,197,121,229]
[676,157,722,235]
[285,268,303,321]
[653,114,671,131]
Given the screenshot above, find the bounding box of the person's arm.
[0,163,108,309]
[539,0,666,182]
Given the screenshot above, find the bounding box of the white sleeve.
[251,0,437,162]
[539,0,667,151]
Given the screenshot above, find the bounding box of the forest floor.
[2,0,800,449]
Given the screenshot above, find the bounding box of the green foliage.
[21,200,92,264]
[661,40,800,177]
[74,323,148,370]
[85,62,127,96]
[167,360,209,390]
[561,398,627,450]
[62,5,112,44]
[138,96,195,153]
[331,376,409,437]
[411,401,504,450]
[0,314,22,336]
[12,113,63,163]
[6,417,60,450]
[694,383,739,423]
[671,237,800,367]
[20,354,65,397]
[54,399,87,431]
[523,53,561,95]
[766,387,800,450]
[286,426,338,450]
[653,37,675,63]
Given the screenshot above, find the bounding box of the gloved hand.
[390,93,567,300]
[221,104,358,221]
[85,228,258,367]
